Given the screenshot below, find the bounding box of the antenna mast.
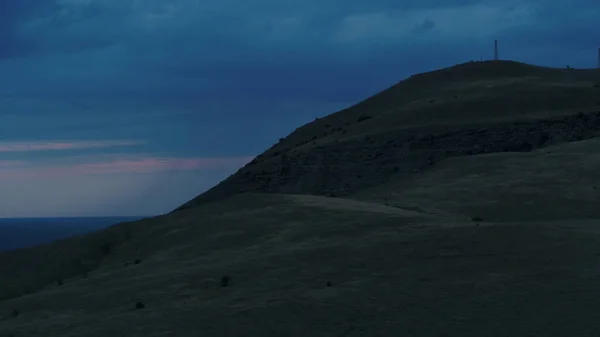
[494,40,499,61]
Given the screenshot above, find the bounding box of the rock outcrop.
[175,110,600,211]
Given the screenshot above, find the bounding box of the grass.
[351,137,600,222]
[2,193,600,336]
[176,60,600,211]
[2,60,600,336]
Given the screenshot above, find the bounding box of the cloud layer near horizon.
[0,154,253,177]
[0,140,144,152]
[0,0,598,217]
[0,151,253,217]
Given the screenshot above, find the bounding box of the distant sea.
[0,216,148,252]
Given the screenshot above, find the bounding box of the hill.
[352,137,600,221]
[2,60,600,336]
[0,217,145,252]
[174,60,600,211]
[5,192,600,336]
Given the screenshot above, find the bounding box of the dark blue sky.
[0,0,598,217]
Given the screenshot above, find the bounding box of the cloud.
[0,140,144,152]
[0,155,255,179]
[71,156,255,174]
[0,153,254,217]
[0,168,234,217]
[0,160,27,168]
[412,19,436,34]
[0,1,529,61]
[0,0,598,217]
[0,1,51,57]
[331,3,533,44]
[1,0,598,101]
[496,2,600,51]
[3,1,598,56]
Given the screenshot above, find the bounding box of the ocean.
[0,216,148,252]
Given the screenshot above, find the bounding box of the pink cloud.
[0,160,28,168]
[0,156,255,179]
[73,157,255,174]
[0,140,144,152]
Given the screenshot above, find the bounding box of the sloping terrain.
[4,193,600,336]
[175,60,600,211]
[352,137,600,222]
[2,60,600,336]
[0,195,436,302]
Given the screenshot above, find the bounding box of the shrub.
[220,275,231,287]
[471,216,483,222]
[357,114,372,122]
[135,301,145,309]
[134,258,141,265]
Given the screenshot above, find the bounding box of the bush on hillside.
[357,114,372,122]
[220,275,231,287]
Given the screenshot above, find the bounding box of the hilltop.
[175,60,600,211]
[2,60,600,336]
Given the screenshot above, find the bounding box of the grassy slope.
[351,137,600,222]
[278,61,600,150]
[2,61,600,336]
[176,61,600,211]
[3,191,600,336]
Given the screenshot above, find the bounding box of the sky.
[0,0,598,217]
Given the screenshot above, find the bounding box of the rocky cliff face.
[175,110,600,211]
